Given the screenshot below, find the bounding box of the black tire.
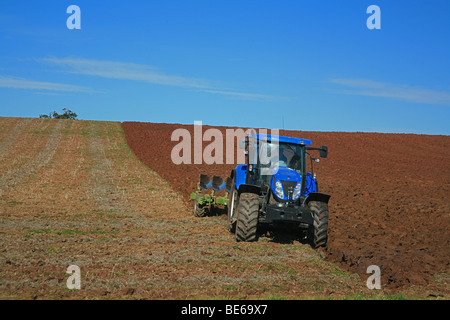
[235,193,260,242]
[227,178,238,233]
[308,201,329,248]
[194,194,208,217]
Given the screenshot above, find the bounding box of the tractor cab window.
[281,143,303,172]
[256,141,303,186]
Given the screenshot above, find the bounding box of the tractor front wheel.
[235,193,260,242]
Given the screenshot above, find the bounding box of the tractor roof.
[252,133,312,146]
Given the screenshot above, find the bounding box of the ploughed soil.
[122,121,450,293]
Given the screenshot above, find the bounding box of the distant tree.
[40,108,78,120]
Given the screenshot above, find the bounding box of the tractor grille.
[281,180,297,198]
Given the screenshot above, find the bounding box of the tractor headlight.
[275,180,284,199]
[293,183,301,200]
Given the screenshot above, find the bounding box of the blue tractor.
[227,131,330,247]
[191,131,330,248]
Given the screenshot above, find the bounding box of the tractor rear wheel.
[194,194,208,217]
[308,201,329,248]
[235,193,260,242]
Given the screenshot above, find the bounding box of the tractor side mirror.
[319,146,328,158]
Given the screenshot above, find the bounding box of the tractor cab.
[256,139,304,188]
[237,132,327,202]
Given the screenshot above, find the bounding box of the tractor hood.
[272,166,301,182]
[270,166,302,201]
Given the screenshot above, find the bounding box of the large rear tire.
[308,201,329,248]
[235,193,260,242]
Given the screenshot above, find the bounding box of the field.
[0,117,448,300]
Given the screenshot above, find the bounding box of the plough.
[190,174,232,217]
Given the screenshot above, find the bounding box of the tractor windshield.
[257,141,304,186]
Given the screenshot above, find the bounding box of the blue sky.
[0,1,449,134]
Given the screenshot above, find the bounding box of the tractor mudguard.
[304,192,331,205]
[238,184,261,196]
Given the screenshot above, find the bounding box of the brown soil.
[122,121,450,293]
